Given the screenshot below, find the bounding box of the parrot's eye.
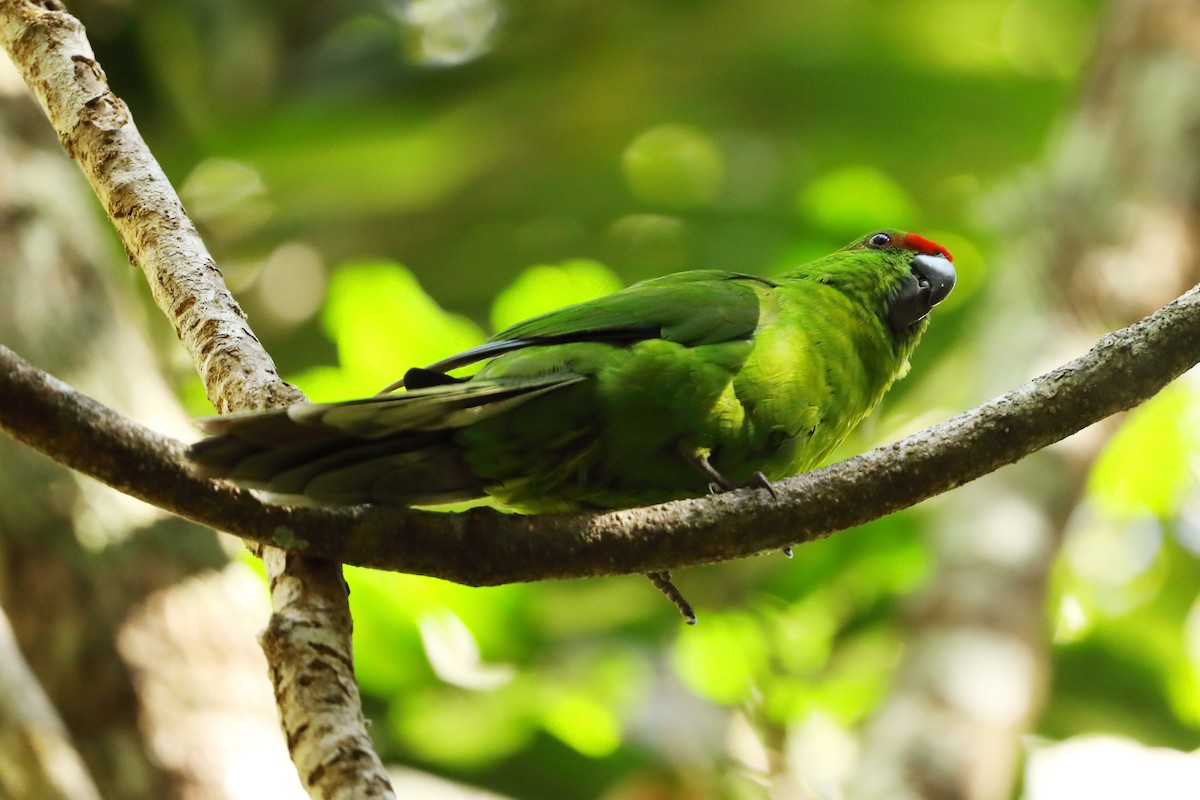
[867,232,892,248]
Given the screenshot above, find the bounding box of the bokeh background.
[2,0,1199,798]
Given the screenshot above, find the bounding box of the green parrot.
[189,229,955,620]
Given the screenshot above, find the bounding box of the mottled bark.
[0,79,198,797]
[0,2,393,798]
[0,0,297,415]
[260,552,395,800]
[0,46,309,799]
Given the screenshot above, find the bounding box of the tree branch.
[0,0,298,414]
[2,277,1197,584]
[1,1,1198,795]
[0,2,392,797]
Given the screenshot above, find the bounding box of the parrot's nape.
[189,229,956,622]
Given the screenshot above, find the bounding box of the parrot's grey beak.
[911,253,956,307]
[887,254,956,335]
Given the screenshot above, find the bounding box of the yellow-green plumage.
[188,230,955,513]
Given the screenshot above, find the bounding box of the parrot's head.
[840,229,957,338]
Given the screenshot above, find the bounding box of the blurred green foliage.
[622,124,725,210]
[73,0,1200,795]
[1089,384,1198,520]
[302,259,484,400]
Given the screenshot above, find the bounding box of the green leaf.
[671,612,768,704]
[538,690,622,757]
[393,686,535,767]
[290,260,484,400]
[796,166,917,239]
[1088,382,1198,519]
[490,260,623,332]
[622,124,726,210]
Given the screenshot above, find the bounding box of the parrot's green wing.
[399,270,777,388]
[495,270,776,345]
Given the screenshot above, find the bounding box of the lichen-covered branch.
[0,2,393,798]
[0,0,296,415]
[260,552,397,798]
[2,277,1197,583]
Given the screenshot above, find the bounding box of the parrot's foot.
[646,571,697,625]
[687,452,788,557]
[688,452,778,500]
[739,471,779,500]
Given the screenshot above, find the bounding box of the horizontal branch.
[2,279,1197,585]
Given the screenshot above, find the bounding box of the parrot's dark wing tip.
[403,368,469,391]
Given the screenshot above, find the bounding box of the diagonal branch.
[2,276,1197,584]
[0,1,393,798]
[0,0,299,414]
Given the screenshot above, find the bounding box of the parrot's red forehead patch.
[902,233,953,262]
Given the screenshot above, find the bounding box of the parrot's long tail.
[187,375,583,505]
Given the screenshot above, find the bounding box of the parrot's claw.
[738,472,789,555]
[744,471,779,500]
[646,571,697,625]
[691,452,778,500]
[688,454,787,556]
